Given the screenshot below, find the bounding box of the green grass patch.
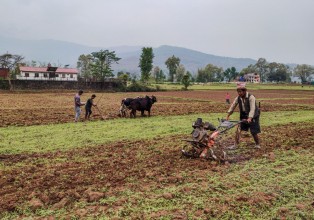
[0,111,313,154]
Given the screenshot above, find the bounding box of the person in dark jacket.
[226,83,261,149]
[85,94,97,120]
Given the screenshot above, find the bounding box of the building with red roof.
[17,66,78,81]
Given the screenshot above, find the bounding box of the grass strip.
[0,111,313,154]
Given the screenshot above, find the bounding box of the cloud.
[1,0,314,64]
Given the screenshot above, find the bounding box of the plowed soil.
[0,122,313,217]
[0,90,313,127]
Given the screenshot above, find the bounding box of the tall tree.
[254,58,268,82]
[267,62,289,82]
[196,69,206,83]
[175,64,186,82]
[165,55,180,82]
[0,53,24,90]
[90,49,121,81]
[77,54,93,81]
[139,47,154,83]
[294,64,314,83]
[223,67,239,82]
[152,66,165,83]
[196,64,223,82]
[152,66,160,81]
[240,64,257,75]
[156,69,166,83]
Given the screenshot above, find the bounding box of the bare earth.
[0,90,313,127]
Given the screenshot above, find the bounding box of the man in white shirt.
[226,83,261,149]
[74,90,85,122]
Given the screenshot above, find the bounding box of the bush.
[0,78,9,90]
[126,81,156,92]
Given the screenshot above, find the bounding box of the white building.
[17,66,78,81]
[290,74,314,84]
[290,76,302,83]
[244,73,260,83]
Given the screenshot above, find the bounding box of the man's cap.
[236,82,246,89]
[91,94,96,98]
[79,90,84,94]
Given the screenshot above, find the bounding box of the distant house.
[291,74,314,84]
[0,68,9,79]
[17,66,78,81]
[244,73,260,83]
[290,76,302,83]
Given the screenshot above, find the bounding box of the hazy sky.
[1,0,313,64]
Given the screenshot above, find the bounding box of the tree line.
[1,49,314,91]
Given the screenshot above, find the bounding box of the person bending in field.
[85,94,97,120]
[226,82,261,149]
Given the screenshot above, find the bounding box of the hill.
[0,36,256,74]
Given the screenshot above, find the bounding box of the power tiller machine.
[181,118,244,162]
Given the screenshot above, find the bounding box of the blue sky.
[1,0,313,64]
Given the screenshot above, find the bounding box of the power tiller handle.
[241,118,257,123]
[220,118,243,123]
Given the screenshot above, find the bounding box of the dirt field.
[0,90,313,127]
[0,89,313,219]
[1,123,313,218]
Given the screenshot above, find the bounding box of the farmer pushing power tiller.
[181,118,247,162]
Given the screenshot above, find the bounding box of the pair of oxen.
[119,95,157,118]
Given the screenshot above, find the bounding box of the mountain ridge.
[0,36,258,74]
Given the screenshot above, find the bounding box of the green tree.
[156,69,166,83]
[0,53,24,90]
[196,64,223,83]
[176,64,186,82]
[223,67,239,82]
[294,64,314,83]
[254,58,268,82]
[181,74,191,90]
[139,47,154,83]
[240,64,257,75]
[117,71,130,78]
[267,63,289,82]
[165,55,180,82]
[77,54,93,81]
[118,74,129,85]
[186,71,195,82]
[196,69,206,82]
[117,71,130,82]
[152,66,165,83]
[90,49,121,81]
[152,66,160,81]
[117,71,124,78]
